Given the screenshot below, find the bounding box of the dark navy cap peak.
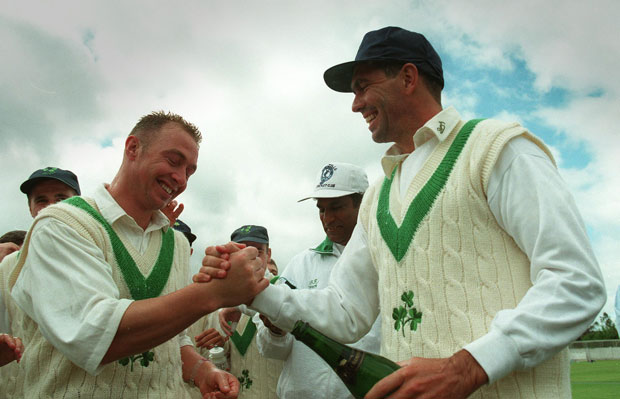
[20,167,81,196]
[231,225,269,244]
[324,26,444,92]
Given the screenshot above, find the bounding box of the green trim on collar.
[377,119,484,262]
[65,196,175,300]
[312,236,334,254]
[230,319,257,356]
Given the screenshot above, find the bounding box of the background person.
[0,231,26,264]
[211,225,284,399]
[255,162,381,399]
[266,259,278,276]
[0,167,80,393]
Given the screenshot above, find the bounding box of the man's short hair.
[0,230,27,246]
[130,111,202,149]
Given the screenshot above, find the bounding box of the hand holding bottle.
[259,314,286,337]
[291,321,400,399]
[364,350,488,399]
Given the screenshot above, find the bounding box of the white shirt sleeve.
[254,312,294,360]
[464,136,606,383]
[11,218,133,375]
[250,225,380,343]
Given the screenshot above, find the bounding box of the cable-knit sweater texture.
[359,119,570,398]
[5,198,193,399]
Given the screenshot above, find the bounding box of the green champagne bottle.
[291,320,400,399]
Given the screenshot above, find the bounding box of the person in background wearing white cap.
[254,162,382,399]
[201,27,605,398]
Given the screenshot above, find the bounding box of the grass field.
[571,360,620,399]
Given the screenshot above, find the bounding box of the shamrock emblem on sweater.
[118,350,155,371]
[392,290,422,337]
[238,369,253,391]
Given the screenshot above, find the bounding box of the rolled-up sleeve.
[12,218,133,375]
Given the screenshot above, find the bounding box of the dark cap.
[172,219,197,246]
[20,167,81,196]
[230,225,269,244]
[324,26,444,93]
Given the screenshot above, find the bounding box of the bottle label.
[335,349,365,385]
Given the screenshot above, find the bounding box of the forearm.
[251,226,379,341]
[181,344,214,383]
[102,283,219,364]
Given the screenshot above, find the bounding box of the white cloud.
[1,0,618,317]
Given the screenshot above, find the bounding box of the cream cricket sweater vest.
[360,119,570,398]
[7,198,193,399]
[229,314,283,399]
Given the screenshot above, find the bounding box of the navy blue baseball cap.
[20,167,81,196]
[231,225,269,244]
[173,219,197,246]
[324,26,444,93]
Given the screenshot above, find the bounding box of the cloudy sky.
[2,0,618,317]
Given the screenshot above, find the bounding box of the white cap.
[298,162,369,202]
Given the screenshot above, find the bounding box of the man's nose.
[352,93,364,113]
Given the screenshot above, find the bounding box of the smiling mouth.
[160,182,173,195]
[365,113,377,124]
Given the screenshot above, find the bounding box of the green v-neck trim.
[377,119,483,262]
[312,236,334,254]
[230,319,257,356]
[64,196,175,300]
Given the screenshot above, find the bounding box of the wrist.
[189,357,208,386]
[452,350,488,392]
[269,327,286,337]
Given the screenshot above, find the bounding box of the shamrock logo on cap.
[42,167,58,175]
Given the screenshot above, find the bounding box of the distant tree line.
[578,312,619,341]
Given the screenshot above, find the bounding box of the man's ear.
[125,135,140,160]
[401,63,419,94]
